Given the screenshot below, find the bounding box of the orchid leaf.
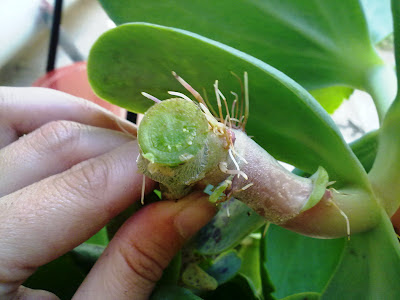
[321,209,400,299]
[263,225,345,299]
[98,0,384,92]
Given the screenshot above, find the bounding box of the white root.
[228,148,244,179]
[141,174,146,205]
[219,161,248,180]
[237,183,254,192]
[141,92,161,103]
[167,91,194,102]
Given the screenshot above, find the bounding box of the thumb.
[73,192,215,300]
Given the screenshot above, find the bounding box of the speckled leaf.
[194,198,264,255]
[205,250,242,285]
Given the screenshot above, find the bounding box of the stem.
[137,98,381,238]
[364,64,397,123]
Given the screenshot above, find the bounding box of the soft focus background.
[0,0,395,143]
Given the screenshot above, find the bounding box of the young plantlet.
[136,73,380,238]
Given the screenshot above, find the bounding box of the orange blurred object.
[391,208,400,235]
[32,61,126,118]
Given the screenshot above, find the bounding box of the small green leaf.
[301,166,329,212]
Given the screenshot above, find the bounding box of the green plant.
[26,0,400,299]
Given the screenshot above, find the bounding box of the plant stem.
[137,98,381,238]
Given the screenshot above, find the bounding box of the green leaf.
[85,226,109,246]
[238,237,263,296]
[98,0,383,91]
[157,251,182,285]
[194,198,265,255]
[24,253,86,300]
[264,225,345,299]
[259,227,276,300]
[205,250,242,285]
[150,285,203,300]
[182,263,218,291]
[71,243,105,274]
[310,86,353,114]
[88,23,369,188]
[281,292,321,300]
[368,0,400,215]
[349,130,378,173]
[321,209,400,299]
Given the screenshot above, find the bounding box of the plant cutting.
[24,0,400,299]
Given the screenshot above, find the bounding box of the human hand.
[0,87,216,299]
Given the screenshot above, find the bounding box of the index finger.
[0,87,137,147]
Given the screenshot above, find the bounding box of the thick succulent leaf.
[98,0,383,91]
[360,0,393,43]
[263,225,345,299]
[194,198,265,255]
[88,23,369,187]
[321,209,400,299]
[205,250,242,285]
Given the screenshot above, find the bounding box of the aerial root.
[141,92,161,103]
[167,91,193,102]
[171,71,208,107]
[141,174,146,205]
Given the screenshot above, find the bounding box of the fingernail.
[174,194,216,239]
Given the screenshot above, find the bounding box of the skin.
[0,87,216,300]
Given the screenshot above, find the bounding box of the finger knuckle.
[120,239,168,284]
[60,157,111,206]
[34,120,83,153]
